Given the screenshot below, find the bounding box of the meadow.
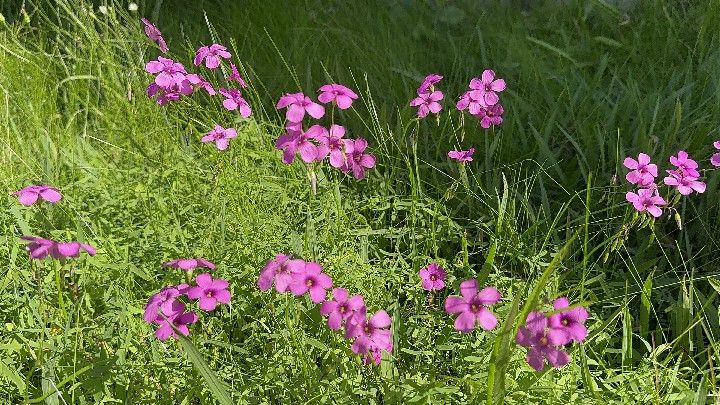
[1,0,719,403]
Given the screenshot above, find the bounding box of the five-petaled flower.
[276,93,326,122]
[340,138,376,180]
[669,150,700,178]
[418,263,446,291]
[143,286,184,323]
[219,88,252,117]
[444,279,501,332]
[448,148,475,163]
[21,236,96,260]
[410,91,443,118]
[516,311,570,372]
[318,84,358,110]
[154,304,199,341]
[13,185,62,206]
[314,124,348,167]
[275,128,319,164]
[663,171,706,195]
[469,70,506,106]
[345,308,393,360]
[625,188,666,217]
[201,124,238,151]
[320,288,366,330]
[194,44,231,69]
[623,153,658,186]
[288,261,333,303]
[547,297,589,345]
[258,254,293,292]
[474,103,504,129]
[162,258,216,271]
[187,273,232,312]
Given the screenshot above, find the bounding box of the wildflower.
[339,138,376,180]
[318,84,358,109]
[275,129,319,164]
[469,70,506,106]
[201,124,237,151]
[625,188,666,217]
[276,93,325,122]
[20,236,96,260]
[257,254,292,292]
[145,56,187,88]
[228,63,247,88]
[313,124,347,167]
[623,153,658,186]
[444,279,500,332]
[146,83,186,106]
[669,150,700,178]
[663,171,706,195]
[474,103,504,129]
[186,74,216,95]
[288,261,333,303]
[187,273,231,312]
[363,346,384,366]
[346,308,393,357]
[712,141,720,167]
[447,148,475,163]
[193,44,231,69]
[456,90,486,114]
[409,91,443,118]
[13,185,62,206]
[218,88,251,117]
[516,311,570,371]
[417,74,443,94]
[547,297,589,345]
[320,288,366,330]
[154,305,199,341]
[143,286,184,323]
[418,263,446,291]
[162,258,216,271]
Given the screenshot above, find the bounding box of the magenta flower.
[21,236,96,260]
[276,93,325,122]
[418,263,446,291]
[320,288,366,330]
[201,124,237,151]
[187,273,231,311]
[146,83,187,105]
[162,258,216,271]
[626,188,666,217]
[417,74,443,94]
[712,141,720,167]
[547,297,589,345]
[410,91,443,118]
[275,128,319,164]
[13,185,62,206]
[346,308,393,357]
[444,279,500,332]
[448,148,475,163]
[288,261,333,303]
[516,311,570,372]
[218,88,251,117]
[318,84,358,109]
[669,150,700,178]
[663,171,706,195]
[340,138,376,180]
[623,153,658,186]
[145,56,187,89]
[186,74,216,95]
[193,44,231,69]
[154,305,199,341]
[314,124,347,167]
[474,103,504,129]
[456,90,487,115]
[257,254,292,292]
[228,63,247,88]
[143,286,184,323]
[140,18,168,53]
[469,70,506,106]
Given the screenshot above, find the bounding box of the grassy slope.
[0,0,718,403]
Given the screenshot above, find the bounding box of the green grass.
[1,0,719,403]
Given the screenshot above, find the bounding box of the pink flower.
[274,128,318,164]
[448,148,475,162]
[228,63,247,88]
[13,185,62,206]
[257,254,292,292]
[20,236,96,260]
[319,288,366,330]
[418,263,446,291]
[186,74,216,95]
[669,150,700,178]
[140,18,168,53]
[417,74,443,94]
[516,311,570,372]
[162,258,216,271]
[623,153,658,186]
[469,70,506,106]
[288,261,333,303]
[625,188,666,217]
[444,279,501,332]
[143,286,184,323]
[456,90,487,114]
[473,103,504,129]
[201,124,237,151]
[711,141,720,167]
[340,138,376,180]
[663,171,706,195]
[313,124,347,167]
[193,44,231,69]
[218,88,251,117]
[318,84,358,109]
[146,83,188,105]
[346,309,393,362]
[547,297,589,345]
[154,304,199,341]
[276,93,325,122]
[187,273,231,312]
[410,91,443,118]
[145,56,187,89]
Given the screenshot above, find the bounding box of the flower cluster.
[143,258,231,340]
[258,254,393,365]
[516,297,588,371]
[140,18,250,151]
[623,150,707,218]
[274,85,376,180]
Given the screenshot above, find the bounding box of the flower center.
[338,305,347,314]
[363,325,371,334]
[485,84,492,92]
[306,279,314,287]
[561,319,569,326]
[430,275,437,281]
[206,290,214,298]
[470,304,479,312]
[539,336,548,346]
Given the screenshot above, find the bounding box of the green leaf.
[178,336,233,405]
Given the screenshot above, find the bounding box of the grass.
[0,0,719,403]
